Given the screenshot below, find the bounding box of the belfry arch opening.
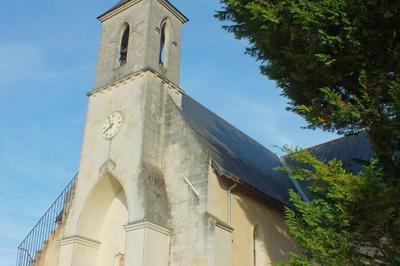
[119,23,130,65]
[159,21,168,66]
[76,173,128,266]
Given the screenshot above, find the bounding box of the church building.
[16,0,372,265]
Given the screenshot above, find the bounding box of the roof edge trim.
[157,0,189,23]
[97,0,142,22]
[210,160,291,208]
[98,0,189,24]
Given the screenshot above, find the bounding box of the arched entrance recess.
[75,173,128,266]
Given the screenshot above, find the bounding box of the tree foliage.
[216,0,400,177]
[216,0,400,264]
[280,150,400,265]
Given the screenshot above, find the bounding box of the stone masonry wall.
[162,94,212,266]
[94,0,183,90]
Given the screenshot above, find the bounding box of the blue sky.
[0,0,338,265]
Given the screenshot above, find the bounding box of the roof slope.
[180,94,297,206]
[281,132,374,200]
[305,131,374,173]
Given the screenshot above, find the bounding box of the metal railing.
[16,175,78,266]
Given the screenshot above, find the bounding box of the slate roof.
[280,131,374,201]
[304,131,374,173]
[180,94,298,206]
[179,93,375,206]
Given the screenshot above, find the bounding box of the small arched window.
[119,24,130,66]
[159,22,167,65]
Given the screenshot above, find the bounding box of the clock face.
[102,111,124,140]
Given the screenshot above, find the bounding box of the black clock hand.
[106,123,113,132]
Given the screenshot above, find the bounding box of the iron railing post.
[16,174,78,266]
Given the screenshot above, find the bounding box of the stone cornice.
[59,235,101,249]
[98,0,189,24]
[87,67,184,97]
[124,220,171,236]
[206,212,234,233]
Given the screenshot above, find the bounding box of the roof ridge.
[280,132,367,159]
[309,131,368,150]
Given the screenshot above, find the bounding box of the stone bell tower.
[94,0,187,89]
[57,1,189,266]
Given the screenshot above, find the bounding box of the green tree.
[281,150,400,265]
[216,0,400,264]
[216,0,400,177]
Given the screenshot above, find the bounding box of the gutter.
[211,159,292,208]
[227,182,237,226]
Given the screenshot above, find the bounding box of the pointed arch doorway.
[74,173,128,266]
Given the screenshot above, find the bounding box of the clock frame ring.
[102,111,124,140]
